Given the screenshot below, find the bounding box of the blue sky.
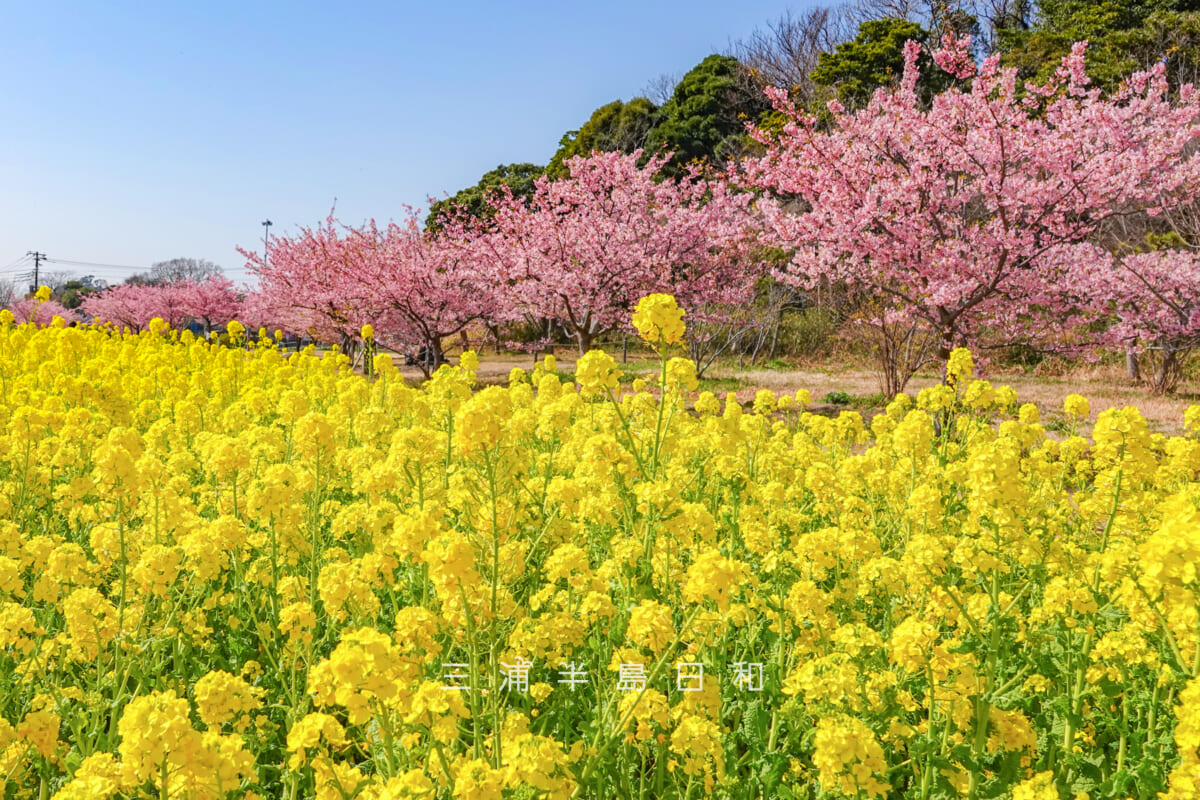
[0,0,804,287]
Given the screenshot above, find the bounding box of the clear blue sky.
[0,0,804,287]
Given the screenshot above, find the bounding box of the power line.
[46,257,153,272]
[45,258,249,273]
[0,254,31,271]
[36,259,251,287]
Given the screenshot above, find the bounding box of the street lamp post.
[262,220,273,267]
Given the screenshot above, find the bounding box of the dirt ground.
[394,350,1198,437]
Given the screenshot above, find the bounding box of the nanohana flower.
[632,294,686,346]
[665,357,699,392]
[373,352,395,375]
[1064,393,1090,419]
[812,716,890,798]
[946,347,974,383]
[194,670,265,730]
[1,291,1197,799]
[574,350,620,398]
[460,349,479,375]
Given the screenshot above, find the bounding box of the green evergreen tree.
[546,98,659,178]
[425,163,545,229]
[643,54,772,175]
[1000,0,1200,91]
[810,18,951,108]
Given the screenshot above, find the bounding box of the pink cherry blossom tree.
[1074,244,1200,394]
[174,275,243,335]
[239,215,372,350]
[243,210,496,376]
[479,150,761,354]
[351,215,496,373]
[5,298,81,326]
[743,34,1200,394]
[80,284,189,332]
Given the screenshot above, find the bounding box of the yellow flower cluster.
[574,349,620,398]
[1064,393,1090,419]
[812,715,890,798]
[632,293,686,346]
[0,305,1197,798]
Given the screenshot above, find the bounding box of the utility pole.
[261,220,272,267]
[26,251,45,294]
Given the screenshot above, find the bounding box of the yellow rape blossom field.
[1,296,1200,800]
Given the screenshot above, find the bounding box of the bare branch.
[728,6,855,101]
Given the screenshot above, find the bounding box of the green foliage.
[822,390,853,405]
[546,98,659,178]
[425,162,545,229]
[999,1,1200,92]
[56,276,106,310]
[1036,0,1187,34]
[1000,342,1047,370]
[1143,231,1189,251]
[776,307,839,359]
[696,375,746,392]
[810,18,946,107]
[643,54,773,175]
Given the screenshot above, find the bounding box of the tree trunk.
[1125,350,1140,382]
[575,329,593,356]
[876,327,903,399]
[1149,348,1183,395]
[416,336,445,379]
[935,311,957,364]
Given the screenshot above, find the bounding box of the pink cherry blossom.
[5,298,81,326]
[478,150,760,353]
[742,34,1200,384]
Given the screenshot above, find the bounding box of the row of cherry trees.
[236,151,762,373]
[746,36,1200,394]
[43,35,1200,392]
[6,276,244,333]
[77,276,244,334]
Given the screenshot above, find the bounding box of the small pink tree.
[743,34,1200,393]
[1079,246,1200,393]
[342,214,496,372]
[240,215,372,349]
[481,150,760,354]
[243,211,496,375]
[174,275,243,334]
[5,298,81,326]
[81,284,187,332]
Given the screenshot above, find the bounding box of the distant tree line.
[431,0,1200,233]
